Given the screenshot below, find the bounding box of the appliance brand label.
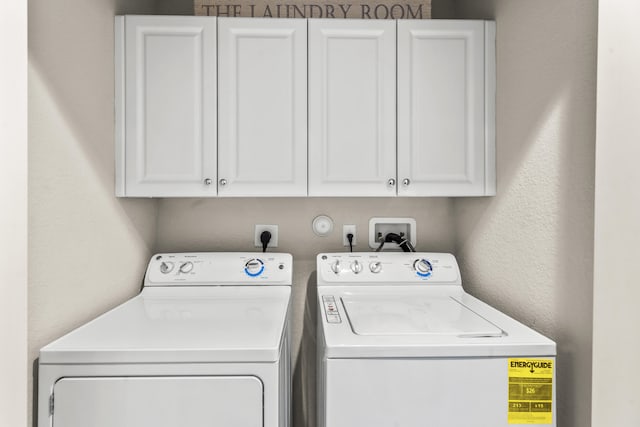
[507,358,553,425]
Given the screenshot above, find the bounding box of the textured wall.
[592,1,640,425]
[452,1,597,426]
[28,0,159,424]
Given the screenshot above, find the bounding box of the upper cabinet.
[308,19,495,197]
[116,16,495,198]
[397,20,495,196]
[115,16,217,197]
[218,18,307,197]
[308,20,396,197]
[116,16,306,197]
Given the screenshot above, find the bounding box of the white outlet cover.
[343,224,357,246]
[254,224,278,248]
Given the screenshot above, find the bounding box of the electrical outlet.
[343,225,357,247]
[254,224,278,248]
[368,217,416,250]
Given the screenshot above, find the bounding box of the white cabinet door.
[397,20,495,196]
[218,18,307,197]
[116,16,216,197]
[309,20,397,197]
[52,376,262,426]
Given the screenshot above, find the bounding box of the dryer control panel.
[317,252,461,285]
[145,252,292,286]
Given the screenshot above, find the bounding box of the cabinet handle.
[219,179,227,186]
[387,178,396,187]
[204,178,212,185]
[402,178,411,186]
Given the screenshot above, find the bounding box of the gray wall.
[28,0,159,423]
[453,1,597,427]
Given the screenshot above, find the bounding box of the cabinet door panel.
[398,20,492,196]
[309,20,396,197]
[218,18,307,196]
[121,16,216,197]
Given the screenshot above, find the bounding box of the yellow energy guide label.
[508,358,553,424]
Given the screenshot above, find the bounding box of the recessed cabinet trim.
[397,20,496,197]
[115,15,217,197]
[217,18,307,197]
[308,20,397,197]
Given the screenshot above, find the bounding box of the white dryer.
[38,252,292,427]
[317,252,556,427]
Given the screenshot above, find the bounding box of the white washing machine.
[38,252,292,427]
[317,252,556,427]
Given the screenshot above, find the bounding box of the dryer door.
[52,376,263,427]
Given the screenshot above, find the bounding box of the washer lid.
[40,286,291,364]
[319,288,557,358]
[342,295,503,337]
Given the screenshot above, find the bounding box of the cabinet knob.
[204,178,212,185]
[219,178,227,186]
[387,178,396,187]
[402,178,411,186]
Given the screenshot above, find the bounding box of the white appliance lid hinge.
[49,393,54,416]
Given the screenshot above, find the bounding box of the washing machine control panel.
[145,253,292,286]
[317,252,461,285]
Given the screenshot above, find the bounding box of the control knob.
[350,260,363,274]
[330,260,341,275]
[179,261,194,274]
[245,259,264,277]
[413,259,433,277]
[160,261,174,274]
[369,261,382,274]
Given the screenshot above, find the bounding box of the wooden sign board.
[194,0,431,19]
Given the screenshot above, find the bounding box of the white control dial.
[413,259,433,276]
[369,261,382,274]
[350,260,363,274]
[331,260,341,275]
[160,261,174,274]
[244,259,264,277]
[179,261,194,274]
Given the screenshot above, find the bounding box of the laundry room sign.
[194,0,432,19]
